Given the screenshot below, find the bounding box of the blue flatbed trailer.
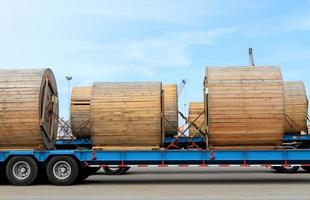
[2,149,310,166]
[2,134,310,186]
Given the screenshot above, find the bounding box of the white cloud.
[0,0,211,25]
[0,27,237,81]
[70,1,207,23]
[63,27,237,72]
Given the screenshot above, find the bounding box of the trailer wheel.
[46,156,79,185]
[272,166,300,173]
[301,166,310,172]
[103,167,130,175]
[5,156,38,186]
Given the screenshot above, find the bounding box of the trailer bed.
[1,149,310,166]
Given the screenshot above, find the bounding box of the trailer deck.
[2,149,310,166]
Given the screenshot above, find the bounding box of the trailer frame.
[2,149,310,166]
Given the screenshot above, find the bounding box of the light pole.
[249,47,255,67]
[65,76,72,120]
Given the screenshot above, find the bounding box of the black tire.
[301,166,310,172]
[46,156,79,185]
[103,167,130,175]
[5,156,38,186]
[272,166,300,173]
[0,164,7,184]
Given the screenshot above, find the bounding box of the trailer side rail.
[2,150,310,166]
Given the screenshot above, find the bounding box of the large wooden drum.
[70,86,92,138]
[0,69,58,149]
[204,66,285,149]
[284,81,308,134]
[188,102,206,136]
[162,84,178,137]
[90,82,163,149]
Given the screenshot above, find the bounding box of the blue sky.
[0,0,309,118]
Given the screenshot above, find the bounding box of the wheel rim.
[53,161,71,180]
[12,161,31,180]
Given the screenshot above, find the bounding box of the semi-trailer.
[0,66,308,186]
[1,134,310,186]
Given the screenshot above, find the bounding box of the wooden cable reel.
[188,102,206,137]
[70,86,91,138]
[71,85,179,139]
[0,69,58,149]
[284,81,308,134]
[90,82,163,149]
[162,84,178,137]
[204,66,285,150]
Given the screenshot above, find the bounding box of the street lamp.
[65,76,72,119]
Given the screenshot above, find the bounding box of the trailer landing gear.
[5,156,38,186]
